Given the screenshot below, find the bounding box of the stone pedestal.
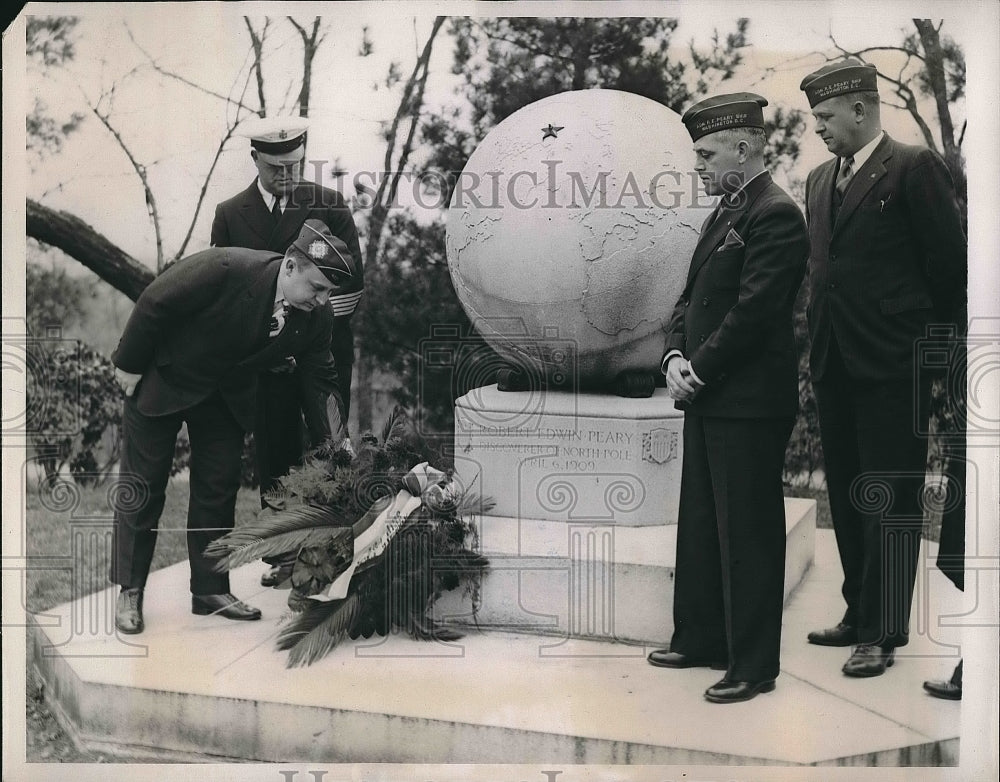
[435,500,816,646]
[445,385,816,645]
[454,385,683,526]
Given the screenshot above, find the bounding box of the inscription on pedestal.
[455,388,684,526]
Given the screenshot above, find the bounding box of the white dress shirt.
[847,131,885,173]
[258,180,287,214]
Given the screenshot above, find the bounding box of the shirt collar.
[257,179,285,210]
[274,266,286,309]
[848,131,884,171]
[720,169,767,206]
[734,169,767,196]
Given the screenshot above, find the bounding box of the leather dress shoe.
[647,649,727,670]
[260,562,294,587]
[115,587,144,634]
[923,660,962,700]
[807,622,857,646]
[922,677,961,700]
[842,644,895,677]
[704,678,776,703]
[192,593,262,621]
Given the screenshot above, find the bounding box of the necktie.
[702,194,733,235]
[835,156,855,199]
[270,197,282,223]
[268,301,288,338]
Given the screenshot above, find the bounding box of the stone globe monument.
[441,89,710,645]
[446,88,703,395]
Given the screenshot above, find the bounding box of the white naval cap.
[238,116,310,164]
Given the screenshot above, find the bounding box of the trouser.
[669,414,794,682]
[255,370,306,500]
[814,337,931,647]
[110,392,244,595]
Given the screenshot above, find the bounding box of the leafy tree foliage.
[356,214,492,444]
[25,257,89,338]
[26,16,85,161]
[421,17,751,203]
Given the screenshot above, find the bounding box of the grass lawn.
[23,478,261,762]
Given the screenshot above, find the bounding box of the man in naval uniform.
[212,117,364,585]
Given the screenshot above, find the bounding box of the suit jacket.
[663,172,808,418]
[804,134,967,384]
[112,248,340,433]
[211,180,362,270]
[211,179,364,379]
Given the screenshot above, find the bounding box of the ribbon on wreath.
[311,462,453,601]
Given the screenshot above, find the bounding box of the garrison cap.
[289,219,358,285]
[681,93,768,141]
[799,58,878,108]
[239,116,309,164]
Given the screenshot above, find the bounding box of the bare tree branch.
[829,32,938,152]
[367,16,445,269]
[126,23,259,114]
[288,16,326,117]
[86,94,165,271]
[245,16,270,116]
[173,126,239,260]
[122,22,264,258]
[355,16,445,433]
[27,199,154,301]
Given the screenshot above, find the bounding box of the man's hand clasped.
[663,355,704,401]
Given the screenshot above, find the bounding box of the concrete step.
[29,530,962,766]
[434,497,816,645]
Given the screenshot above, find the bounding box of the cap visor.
[256,147,305,166]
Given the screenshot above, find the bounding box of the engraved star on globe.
[446,89,702,393]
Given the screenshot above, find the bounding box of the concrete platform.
[435,498,815,645]
[28,530,962,766]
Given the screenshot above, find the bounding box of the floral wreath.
[206,408,492,667]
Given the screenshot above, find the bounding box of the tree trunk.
[355,351,374,435]
[355,17,445,435]
[289,17,322,119]
[244,17,269,116]
[914,19,967,208]
[26,198,153,301]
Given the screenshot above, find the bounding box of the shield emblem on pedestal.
[642,428,677,464]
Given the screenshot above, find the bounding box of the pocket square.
[717,228,744,251]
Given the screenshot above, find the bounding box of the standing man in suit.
[798,60,967,677]
[645,93,809,703]
[110,221,352,634]
[212,117,364,585]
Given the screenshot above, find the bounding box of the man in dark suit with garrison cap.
[110,220,352,634]
[212,117,364,585]
[645,93,809,703]
[798,59,967,677]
